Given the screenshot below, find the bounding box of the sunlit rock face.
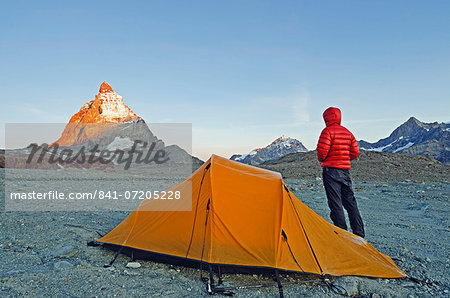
[53,82,152,148]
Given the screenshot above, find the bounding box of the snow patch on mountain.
[96,91,134,122]
[106,137,135,150]
[364,142,395,152]
[393,142,415,153]
[234,150,257,162]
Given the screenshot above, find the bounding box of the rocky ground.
[0,152,449,297]
[262,150,450,183]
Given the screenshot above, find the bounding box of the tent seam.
[208,158,213,263]
[285,184,324,275]
[275,180,285,268]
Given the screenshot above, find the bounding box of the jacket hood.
[323,107,341,126]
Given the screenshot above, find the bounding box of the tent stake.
[217,265,223,286]
[104,246,123,268]
[275,269,284,298]
[207,263,215,295]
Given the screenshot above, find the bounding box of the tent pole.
[185,162,211,259]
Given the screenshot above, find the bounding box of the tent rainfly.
[97,155,405,295]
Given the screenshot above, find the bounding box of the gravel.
[0,164,449,297]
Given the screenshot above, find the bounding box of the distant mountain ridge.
[358,117,450,164]
[230,135,308,165]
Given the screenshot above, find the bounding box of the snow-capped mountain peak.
[359,117,450,164]
[53,81,146,147]
[230,136,308,165]
[278,134,290,141]
[66,81,141,124]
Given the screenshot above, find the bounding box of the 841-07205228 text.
[9,190,182,200]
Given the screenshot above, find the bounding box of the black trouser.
[322,167,365,238]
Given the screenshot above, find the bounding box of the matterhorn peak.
[99,81,114,93]
[53,82,143,146]
[64,81,141,124]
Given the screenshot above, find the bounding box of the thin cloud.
[24,104,46,116]
[292,91,310,124]
[21,103,66,122]
[346,117,406,125]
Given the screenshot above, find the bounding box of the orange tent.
[99,155,405,280]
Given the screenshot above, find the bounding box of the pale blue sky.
[1,0,449,160]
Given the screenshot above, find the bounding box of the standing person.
[316,107,365,238]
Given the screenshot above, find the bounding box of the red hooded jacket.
[316,107,359,170]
